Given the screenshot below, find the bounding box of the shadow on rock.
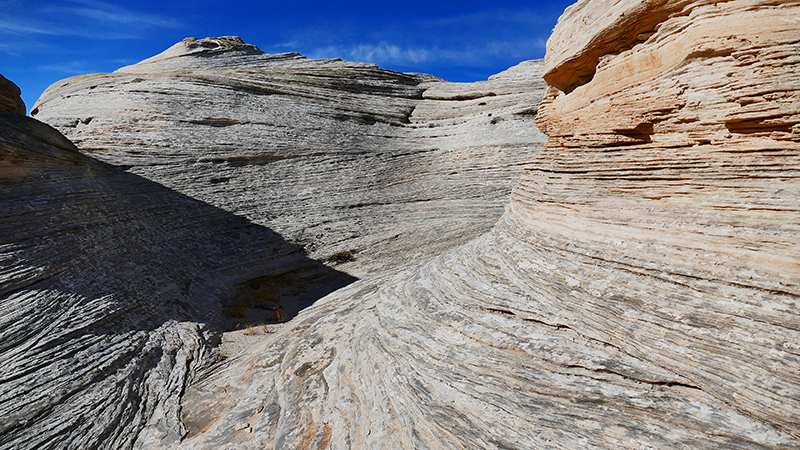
[0,112,356,448]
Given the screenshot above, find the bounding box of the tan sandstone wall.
[522,0,800,435]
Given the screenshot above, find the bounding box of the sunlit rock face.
[529,0,800,435]
[166,1,800,449]
[8,0,800,447]
[31,36,547,279]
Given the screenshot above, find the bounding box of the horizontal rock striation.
[531,0,800,435]
[169,1,800,449]
[7,0,800,447]
[31,37,546,278]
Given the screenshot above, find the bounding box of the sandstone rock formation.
[170,2,799,449]
[3,38,545,449]
[31,36,546,279]
[0,74,355,449]
[4,0,800,448]
[533,0,800,436]
[0,74,25,114]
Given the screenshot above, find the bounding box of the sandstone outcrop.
[169,1,799,449]
[31,36,546,279]
[1,74,355,449]
[5,0,800,448]
[3,38,545,449]
[532,0,800,435]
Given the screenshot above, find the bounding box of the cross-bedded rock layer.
[31,36,546,279]
[3,38,546,449]
[164,2,799,449]
[0,82,356,449]
[4,0,799,447]
[529,0,800,437]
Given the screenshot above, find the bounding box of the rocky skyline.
[2,0,575,112]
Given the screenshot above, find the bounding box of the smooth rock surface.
[169,1,799,449]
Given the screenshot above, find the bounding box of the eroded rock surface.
[0,75,355,449]
[532,0,800,436]
[6,0,800,447]
[4,37,546,449]
[168,1,800,449]
[31,36,546,278]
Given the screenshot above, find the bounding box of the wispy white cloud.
[290,5,550,72]
[0,0,181,40]
[272,41,301,50]
[0,19,63,36]
[109,58,138,66]
[308,38,547,68]
[45,0,181,28]
[351,43,432,64]
[310,42,433,65]
[0,41,19,56]
[37,60,94,75]
[423,9,550,28]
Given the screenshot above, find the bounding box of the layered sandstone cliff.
[3,0,799,448]
[168,1,799,449]
[31,36,546,278]
[530,0,800,435]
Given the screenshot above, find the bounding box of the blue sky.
[1,0,575,112]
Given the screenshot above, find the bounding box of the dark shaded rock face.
[0,108,356,449]
[0,75,25,114]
